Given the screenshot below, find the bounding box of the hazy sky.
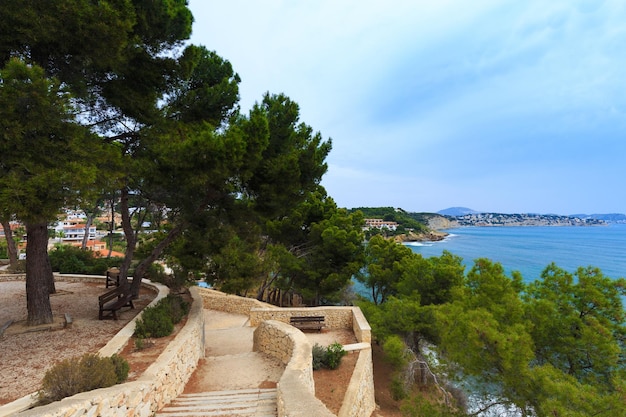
[188,0,626,215]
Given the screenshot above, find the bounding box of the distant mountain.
[438,207,478,216]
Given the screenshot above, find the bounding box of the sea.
[405,223,626,414]
[404,223,626,283]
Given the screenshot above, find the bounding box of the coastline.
[394,230,448,244]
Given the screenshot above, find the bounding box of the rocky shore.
[394,230,448,244]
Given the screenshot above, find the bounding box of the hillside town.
[0,208,125,260]
[449,212,606,227]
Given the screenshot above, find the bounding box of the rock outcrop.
[394,229,448,243]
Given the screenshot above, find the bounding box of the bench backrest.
[99,285,131,305]
[290,316,325,322]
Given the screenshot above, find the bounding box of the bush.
[312,343,327,370]
[48,245,123,275]
[311,342,347,370]
[325,342,347,370]
[133,294,189,338]
[390,375,408,401]
[382,335,409,370]
[134,304,174,338]
[161,294,190,324]
[110,353,130,383]
[38,353,129,405]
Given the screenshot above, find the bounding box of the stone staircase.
[155,388,278,417]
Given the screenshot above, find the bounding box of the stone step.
[155,388,277,417]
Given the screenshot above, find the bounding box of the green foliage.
[390,376,408,401]
[312,343,327,370]
[325,342,347,369]
[134,304,174,339]
[358,240,464,309]
[352,207,430,235]
[382,335,410,370]
[38,353,128,405]
[359,245,626,416]
[524,264,626,388]
[134,294,189,338]
[433,260,626,416]
[48,245,123,275]
[357,235,414,304]
[311,342,347,370]
[210,235,263,296]
[0,59,100,224]
[134,336,146,351]
[401,394,465,417]
[397,250,465,306]
[266,191,365,305]
[109,354,130,384]
[160,294,190,325]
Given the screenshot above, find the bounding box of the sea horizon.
[405,223,626,282]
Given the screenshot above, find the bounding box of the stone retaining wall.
[1,282,374,417]
[1,277,205,417]
[198,288,279,315]
[251,311,375,417]
[254,320,335,417]
[250,306,372,344]
[338,348,375,417]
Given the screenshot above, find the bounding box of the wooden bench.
[99,285,134,320]
[290,315,325,332]
[106,268,121,288]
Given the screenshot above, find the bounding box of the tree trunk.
[81,213,94,250]
[25,221,54,325]
[119,187,136,288]
[1,219,19,270]
[107,197,115,258]
[130,223,184,297]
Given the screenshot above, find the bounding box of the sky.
[187,0,626,215]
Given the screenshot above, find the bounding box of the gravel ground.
[0,280,155,405]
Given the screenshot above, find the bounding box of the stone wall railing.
[254,320,336,417]
[337,348,374,417]
[198,288,279,315]
[202,289,375,417]
[250,306,372,344]
[0,276,205,417]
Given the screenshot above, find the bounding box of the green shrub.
[382,335,409,370]
[38,353,128,405]
[0,240,8,258]
[161,294,190,324]
[145,262,168,283]
[109,354,130,383]
[311,342,347,370]
[390,375,408,401]
[135,336,145,350]
[48,245,123,275]
[134,305,173,338]
[133,294,190,339]
[312,343,327,370]
[325,342,347,370]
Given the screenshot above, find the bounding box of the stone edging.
[254,320,335,417]
[205,287,376,417]
[337,348,375,417]
[0,275,205,417]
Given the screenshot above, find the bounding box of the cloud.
[188,0,626,213]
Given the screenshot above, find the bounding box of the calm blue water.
[405,223,626,282]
